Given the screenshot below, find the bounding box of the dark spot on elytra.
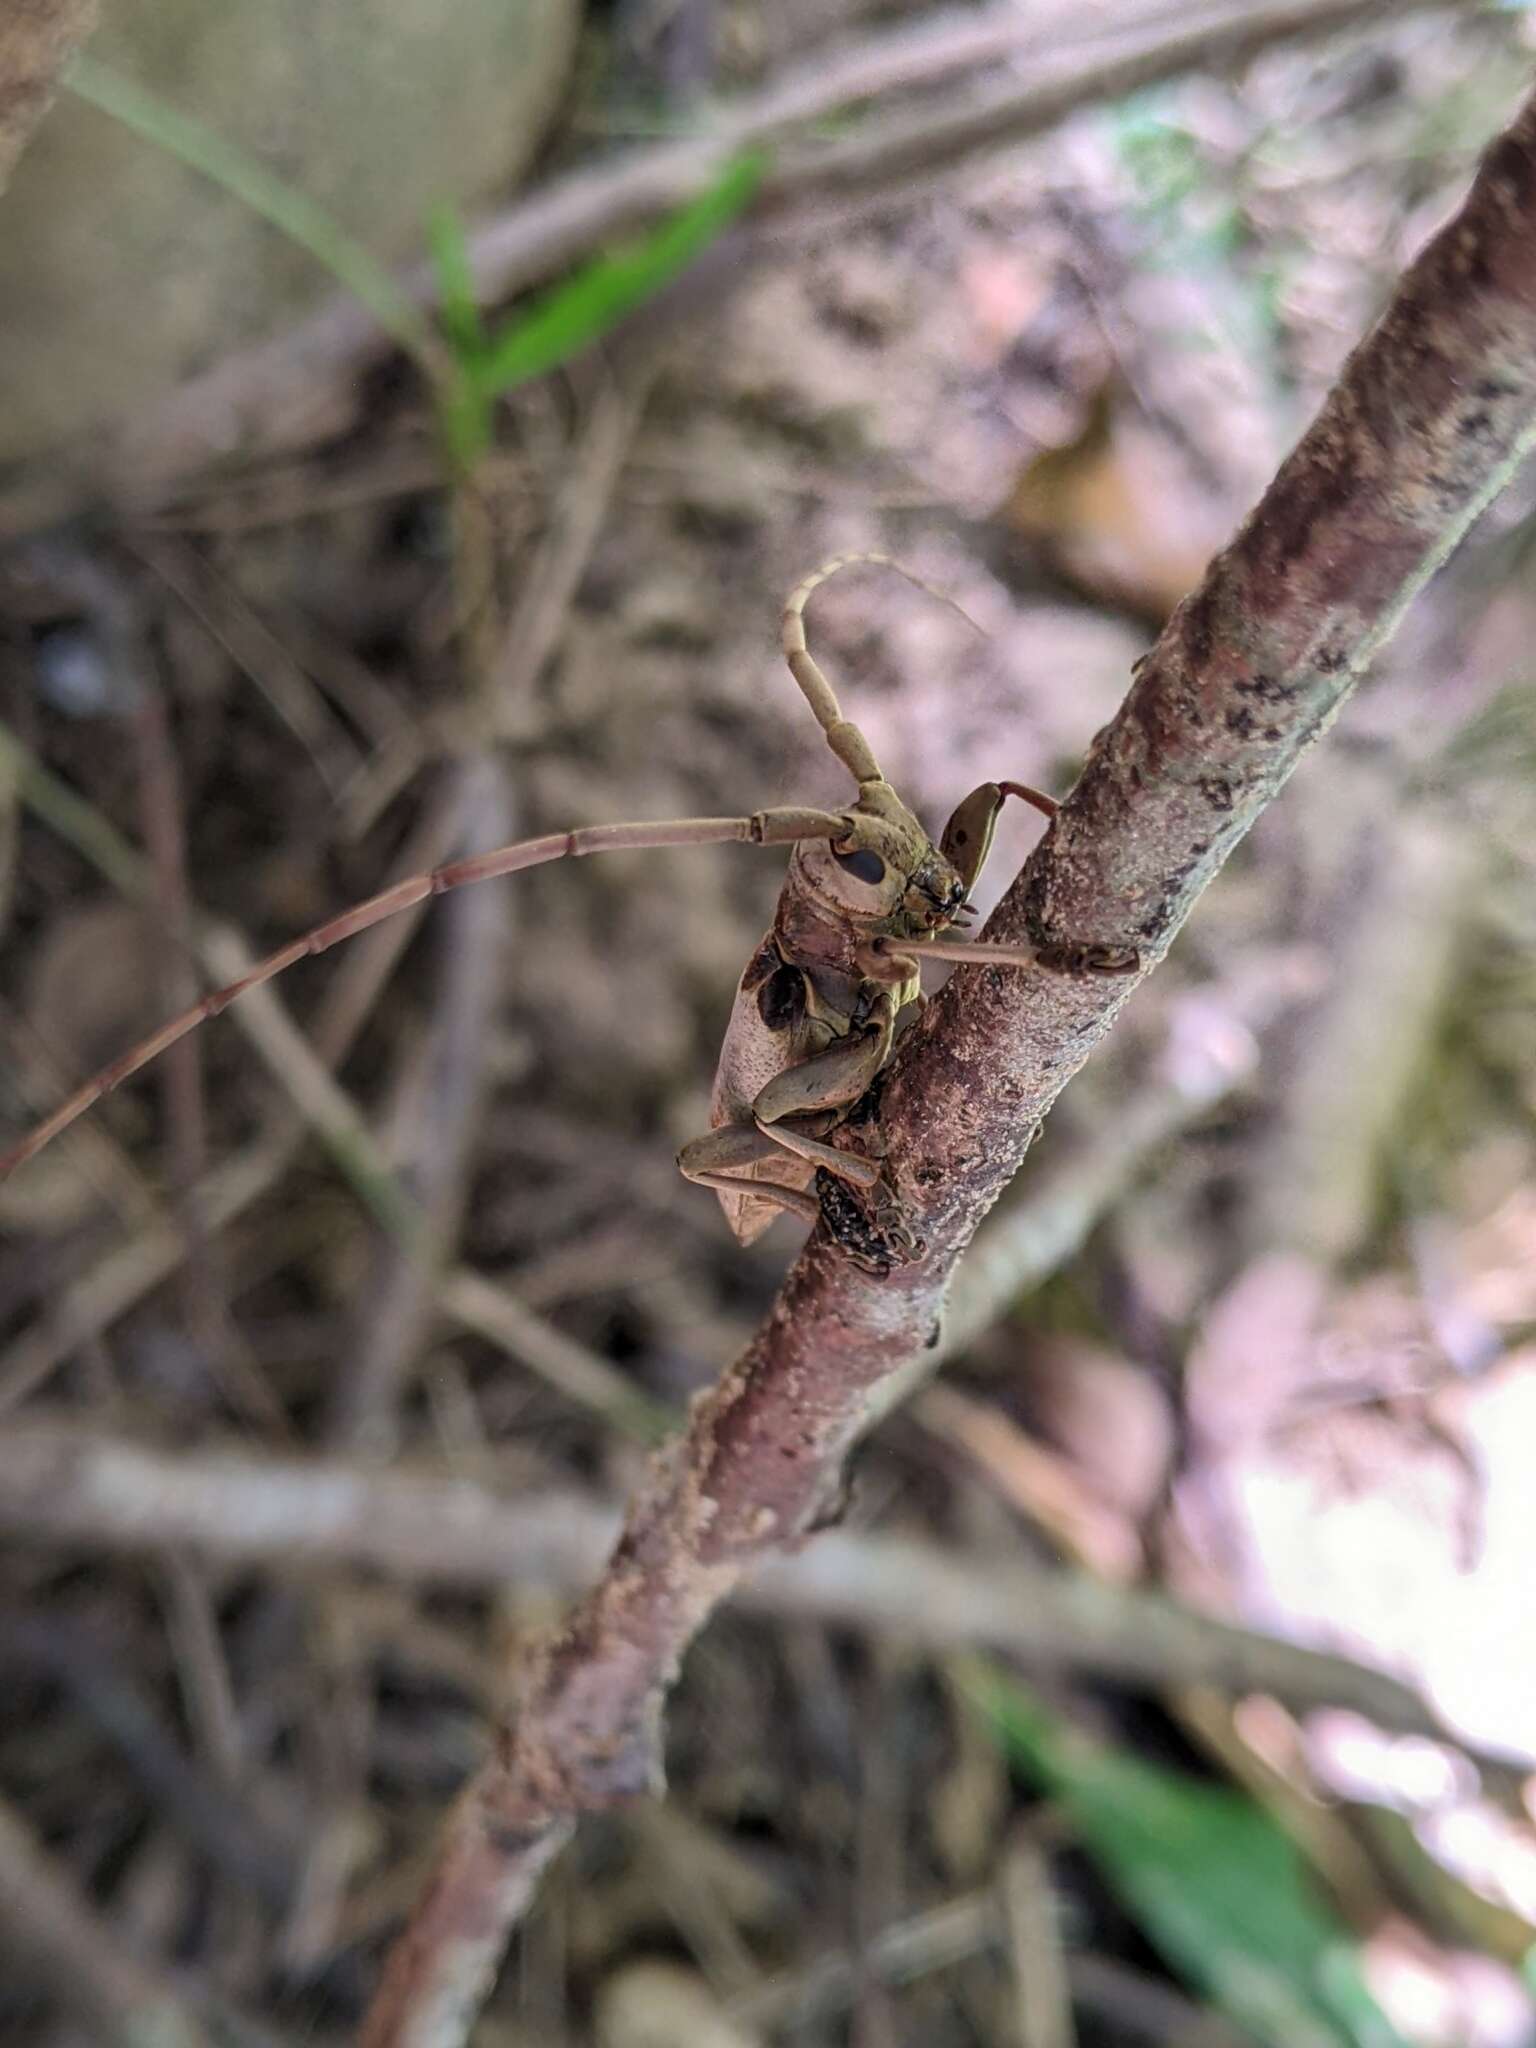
[1474,376,1516,402]
[1254,458,1354,581]
[1315,640,1349,675]
[1460,408,1491,439]
[924,1319,943,1350]
[758,963,807,1033]
[1263,725,1283,742]
[1460,241,1492,294]
[1225,706,1257,738]
[740,934,782,993]
[1198,776,1236,813]
[915,1166,943,1188]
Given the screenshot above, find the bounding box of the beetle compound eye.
[833,847,887,885]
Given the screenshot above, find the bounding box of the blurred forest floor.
[3,3,1536,2044]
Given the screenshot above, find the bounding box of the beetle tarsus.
[814,1166,925,1275]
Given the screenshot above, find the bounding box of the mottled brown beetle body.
[677,556,1060,1252]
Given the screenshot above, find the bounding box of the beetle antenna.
[781,552,983,789]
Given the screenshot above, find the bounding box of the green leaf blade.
[471,149,766,400]
[968,1667,1414,2048]
[428,202,488,360]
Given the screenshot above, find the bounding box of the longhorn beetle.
[0,554,1136,1260]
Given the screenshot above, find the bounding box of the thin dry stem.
[0,1792,208,2048]
[0,1417,1496,1756]
[329,759,516,1453]
[357,83,1536,2045]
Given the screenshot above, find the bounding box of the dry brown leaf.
[1024,1335,1175,1525]
[918,1382,1143,1582]
[1002,382,1234,621]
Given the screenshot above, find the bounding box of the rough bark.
[0,0,96,195]
[359,83,1536,2048]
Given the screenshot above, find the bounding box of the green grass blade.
[426,204,494,468]
[428,203,488,360]
[471,148,765,399]
[966,1665,1413,2048]
[66,54,440,375]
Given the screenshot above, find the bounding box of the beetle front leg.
[939,779,1057,893]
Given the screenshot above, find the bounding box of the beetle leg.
[872,933,1043,971]
[676,1123,823,1225]
[750,994,899,1188]
[856,939,922,986]
[939,779,1057,892]
[682,1169,822,1226]
[752,997,895,1122]
[755,1115,883,1188]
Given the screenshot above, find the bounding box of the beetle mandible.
[0,553,1126,1253]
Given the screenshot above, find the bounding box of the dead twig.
[356,84,1536,2044]
[328,757,515,1453]
[0,1419,1514,1767]
[728,1886,1253,2044]
[1002,1837,1076,2048]
[131,534,363,794]
[0,1608,293,1904]
[1245,797,1474,1261]
[0,715,416,1235]
[0,1788,209,2048]
[325,375,656,1445]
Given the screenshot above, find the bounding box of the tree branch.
[358,81,1536,2048]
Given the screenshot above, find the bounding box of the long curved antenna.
[781,552,984,789]
[0,805,848,1181]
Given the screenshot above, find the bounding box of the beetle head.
[796,780,968,939]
